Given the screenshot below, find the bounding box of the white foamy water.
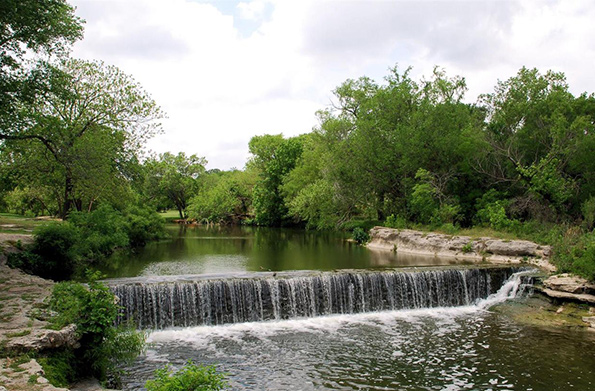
[147,270,532,345]
[120,270,595,391]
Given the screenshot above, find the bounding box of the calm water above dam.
[103,225,595,390]
[101,225,470,278]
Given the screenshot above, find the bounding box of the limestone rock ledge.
[539,274,595,307]
[5,324,79,352]
[367,227,555,272]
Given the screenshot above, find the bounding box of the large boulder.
[484,239,539,257]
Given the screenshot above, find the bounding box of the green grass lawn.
[0,213,46,234]
[158,209,184,223]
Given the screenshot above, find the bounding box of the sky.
[69,0,595,170]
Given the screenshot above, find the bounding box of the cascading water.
[108,267,531,329]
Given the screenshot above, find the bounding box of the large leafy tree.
[2,59,164,217]
[1,0,84,139]
[188,169,256,224]
[143,152,207,219]
[248,134,304,226]
[297,66,479,224]
[477,67,595,219]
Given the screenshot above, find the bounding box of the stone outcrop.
[367,227,555,272]
[542,273,595,295]
[5,324,79,352]
[0,358,68,391]
[0,233,81,390]
[540,274,595,305]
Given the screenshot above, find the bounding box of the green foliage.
[145,361,229,391]
[474,190,517,231]
[582,196,595,230]
[8,221,80,280]
[461,242,473,253]
[550,229,595,281]
[2,59,165,218]
[143,152,207,219]
[38,349,77,387]
[286,179,338,230]
[385,214,407,229]
[249,135,304,226]
[188,170,254,224]
[7,204,164,279]
[48,277,146,385]
[69,205,129,259]
[0,0,84,140]
[352,227,370,245]
[125,205,167,246]
[409,169,439,224]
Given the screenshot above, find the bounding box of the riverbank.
[367,226,556,272]
[367,226,595,330]
[0,234,114,391]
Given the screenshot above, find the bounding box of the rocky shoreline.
[0,234,112,391]
[367,226,595,330]
[367,226,555,271]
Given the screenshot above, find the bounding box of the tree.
[248,134,304,226]
[188,169,255,224]
[1,59,164,218]
[144,152,207,219]
[477,67,595,219]
[1,0,84,139]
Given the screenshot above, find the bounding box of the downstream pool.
[120,297,595,391]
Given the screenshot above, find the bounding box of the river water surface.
[104,226,595,390]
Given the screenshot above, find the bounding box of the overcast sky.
[69,0,595,170]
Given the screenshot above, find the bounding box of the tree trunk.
[62,175,74,219]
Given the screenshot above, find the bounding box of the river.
[103,225,595,390]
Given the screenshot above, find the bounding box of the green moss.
[6,330,31,338]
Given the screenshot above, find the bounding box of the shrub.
[38,350,77,387]
[385,214,407,229]
[69,205,129,259]
[8,204,165,279]
[8,222,81,280]
[145,361,229,391]
[461,242,474,253]
[125,205,166,246]
[352,227,370,245]
[582,196,595,230]
[475,200,516,231]
[47,275,146,386]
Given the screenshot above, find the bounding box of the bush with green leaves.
[145,361,229,391]
[8,221,80,280]
[551,229,595,281]
[352,227,370,245]
[124,205,167,246]
[385,214,407,229]
[68,205,129,260]
[47,275,146,386]
[8,203,165,280]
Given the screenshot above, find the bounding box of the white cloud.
[69,0,595,170]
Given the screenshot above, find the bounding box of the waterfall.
[109,267,530,329]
